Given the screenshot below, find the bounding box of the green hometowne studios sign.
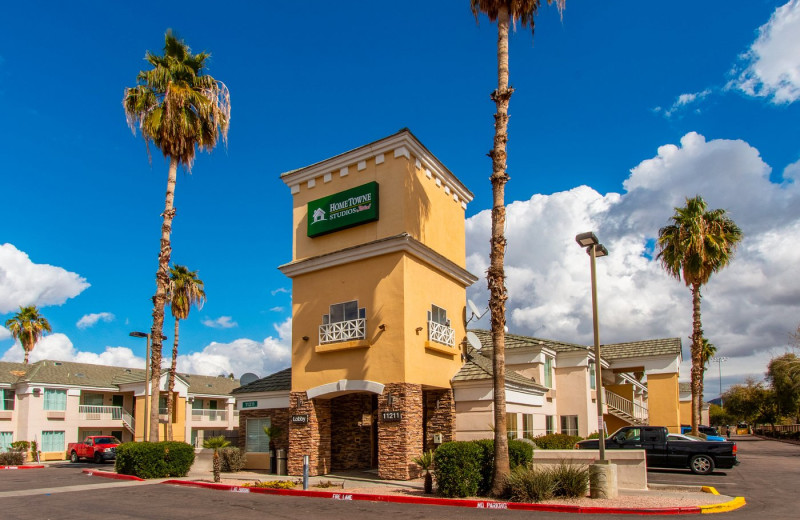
[307,181,379,237]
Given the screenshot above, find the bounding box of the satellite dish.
[466,331,482,351]
[239,372,259,386]
[466,299,488,323]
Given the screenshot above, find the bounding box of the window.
[192,399,204,410]
[506,413,518,440]
[159,396,168,415]
[522,414,535,440]
[246,418,271,453]
[560,415,578,436]
[428,304,455,346]
[41,431,65,452]
[544,357,553,388]
[82,393,104,406]
[1,390,14,411]
[0,432,11,451]
[589,362,596,390]
[320,300,366,344]
[43,389,67,411]
[545,415,555,435]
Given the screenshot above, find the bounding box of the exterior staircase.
[605,389,648,425]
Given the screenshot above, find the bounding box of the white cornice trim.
[279,234,478,287]
[280,130,474,204]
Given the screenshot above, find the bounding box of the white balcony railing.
[78,405,123,421]
[605,389,648,424]
[319,318,366,344]
[428,320,455,346]
[192,409,228,422]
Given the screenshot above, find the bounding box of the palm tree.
[123,30,230,442]
[166,265,206,440]
[657,196,742,435]
[700,338,717,411]
[202,435,230,482]
[5,306,51,364]
[470,0,564,496]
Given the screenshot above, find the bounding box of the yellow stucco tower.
[279,129,476,479]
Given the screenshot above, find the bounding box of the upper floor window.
[43,389,67,411]
[427,305,454,346]
[589,362,596,390]
[320,300,366,344]
[1,389,14,411]
[544,356,553,388]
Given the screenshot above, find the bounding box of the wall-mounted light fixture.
[302,336,309,341]
[415,326,423,334]
[379,324,386,331]
[387,395,395,408]
[297,396,304,407]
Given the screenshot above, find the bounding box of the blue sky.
[1,1,799,396]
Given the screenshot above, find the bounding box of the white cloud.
[730,0,800,103]
[177,318,292,378]
[0,243,89,313]
[466,131,800,391]
[271,287,289,296]
[202,316,238,329]
[656,89,712,117]
[76,312,115,329]
[0,326,9,341]
[0,332,144,369]
[270,306,285,313]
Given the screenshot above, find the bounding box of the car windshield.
[94,437,119,444]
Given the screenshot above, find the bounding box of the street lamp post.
[576,231,616,499]
[710,356,728,407]
[130,331,166,442]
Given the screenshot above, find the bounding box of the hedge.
[115,441,195,478]
[532,433,583,450]
[434,439,534,497]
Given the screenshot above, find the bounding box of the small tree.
[413,450,434,494]
[202,435,230,482]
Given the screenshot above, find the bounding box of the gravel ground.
[204,476,732,509]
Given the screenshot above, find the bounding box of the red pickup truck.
[67,436,120,464]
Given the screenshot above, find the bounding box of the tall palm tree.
[202,435,230,483]
[123,30,230,442]
[700,338,717,411]
[470,0,564,496]
[5,306,51,364]
[166,264,206,440]
[657,196,742,435]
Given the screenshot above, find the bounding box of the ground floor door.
[330,393,377,471]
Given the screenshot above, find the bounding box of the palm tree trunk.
[489,5,512,498]
[213,450,221,482]
[23,346,30,364]
[691,283,703,435]
[149,156,179,442]
[166,318,180,441]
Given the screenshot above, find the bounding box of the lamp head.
[129,331,148,338]
[575,231,599,247]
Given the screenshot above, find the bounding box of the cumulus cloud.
[0,326,9,341]
[466,131,800,392]
[0,243,89,313]
[1,332,144,368]
[177,318,292,378]
[76,312,115,329]
[730,0,800,103]
[202,316,238,329]
[655,89,712,117]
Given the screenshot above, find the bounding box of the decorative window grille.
[427,305,454,346]
[320,300,366,344]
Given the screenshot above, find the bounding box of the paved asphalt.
[1,436,797,519]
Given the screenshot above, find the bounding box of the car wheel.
[690,454,715,475]
[93,452,104,464]
[70,451,79,463]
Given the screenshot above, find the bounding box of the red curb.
[82,469,145,481]
[0,465,45,470]
[161,480,703,515]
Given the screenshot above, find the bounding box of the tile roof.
[600,338,682,359]
[452,346,547,391]
[0,360,239,396]
[232,368,291,394]
[470,329,589,354]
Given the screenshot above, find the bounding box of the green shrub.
[219,447,246,472]
[244,480,295,489]
[509,439,534,468]
[467,439,534,495]
[115,441,195,478]
[551,460,589,498]
[533,433,583,450]
[10,441,29,451]
[0,450,26,466]
[504,465,555,503]
[433,441,482,498]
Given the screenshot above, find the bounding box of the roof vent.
[207,384,213,388]
[125,369,132,373]
[75,373,85,377]
[54,362,62,366]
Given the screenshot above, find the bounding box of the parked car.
[67,436,120,464]
[681,425,726,441]
[576,426,739,475]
